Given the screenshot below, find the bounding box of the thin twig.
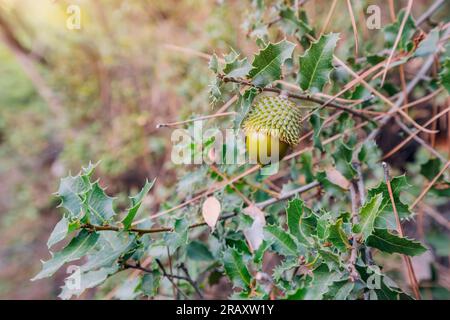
[302,34,437,135]
[245,179,281,198]
[209,165,254,205]
[213,93,240,115]
[410,160,450,210]
[256,181,319,209]
[381,107,450,161]
[333,55,437,135]
[167,247,176,298]
[163,43,220,62]
[388,0,396,22]
[154,259,190,300]
[103,256,153,300]
[320,0,338,36]
[179,263,204,299]
[415,0,445,26]
[149,165,261,221]
[123,262,188,282]
[382,162,421,300]
[420,203,450,230]
[156,112,236,128]
[401,88,443,112]
[399,64,408,108]
[346,0,359,58]
[380,0,414,86]
[277,80,370,104]
[394,117,447,163]
[123,262,189,299]
[365,27,450,143]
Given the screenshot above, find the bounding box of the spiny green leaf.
[249,39,296,87]
[316,214,331,240]
[355,193,383,240]
[47,216,69,249]
[327,218,351,252]
[209,78,222,105]
[384,9,416,51]
[141,270,162,297]
[318,248,343,270]
[298,33,339,93]
[81,161,98,176]
[32,230,99,280]
[299,152,314,183]
[80,231,135,272]
[279,6,313,35]
[285,287,307,300]
[367,175,412,229]
[163,218,189,251]
[223,247,252,289]
[357,265,413,300]
[84,182,116,225]
[323,280,354,300]
[187,241,214,261]
[310,114,324,152]
[420,158,444,182]
[234,88,258,128]
[253,240,271,266]
[223,52,252,78]
[286,198,303,235]
[367,228,427,256]
[332,141,356,180]
[303,264,341,300]
[264,225,299,256]
[316,171,346,197]
[286,198,314,245]
[122,178,155,229]
[273,257,299,284]
[57,174,91,219]
[208,53,219,73]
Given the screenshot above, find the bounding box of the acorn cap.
[241,95,302,146]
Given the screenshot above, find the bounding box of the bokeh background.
[0,0,448,299]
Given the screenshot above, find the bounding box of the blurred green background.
[0,0,248,299]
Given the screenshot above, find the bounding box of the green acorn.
[241,95,302,164]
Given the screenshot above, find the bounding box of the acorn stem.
[279,90,289,99]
